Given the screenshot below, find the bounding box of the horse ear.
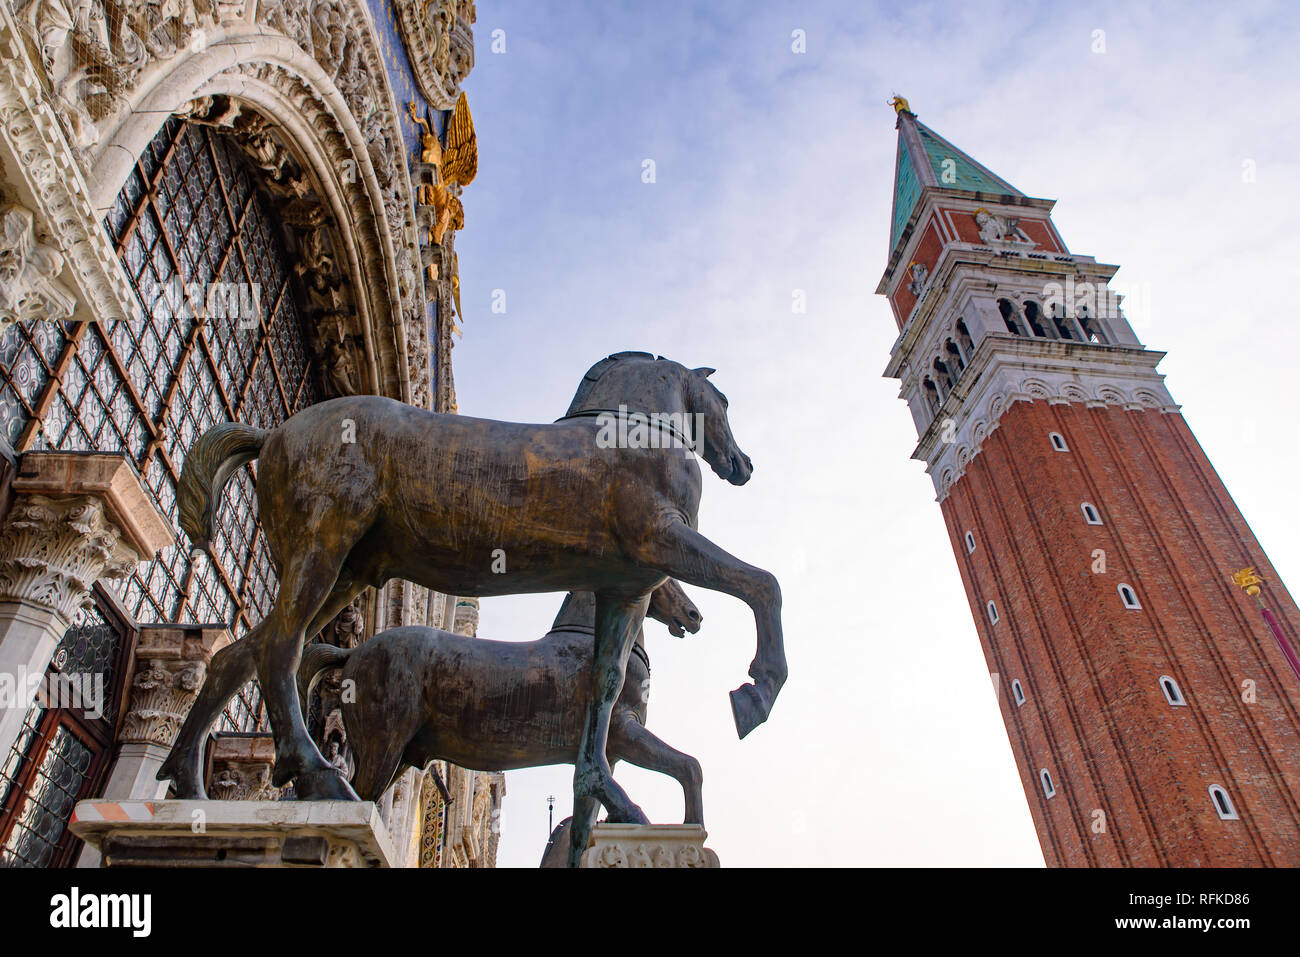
[692,367,716,378]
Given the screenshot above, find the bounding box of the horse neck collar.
[556,408,697,450]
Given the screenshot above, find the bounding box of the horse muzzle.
[668,607,702,637]
[722,451,753,486]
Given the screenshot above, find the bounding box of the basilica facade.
[0,0,502,867]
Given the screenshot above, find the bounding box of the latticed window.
[0,599,127,867]
[0,116,320,733]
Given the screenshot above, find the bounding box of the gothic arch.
[78,11,429,407]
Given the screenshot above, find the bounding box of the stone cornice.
[12,452,174,558]
[911,335,1178,501]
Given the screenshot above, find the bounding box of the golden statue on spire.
[889,94,912,115]
[1232,567,1264,597]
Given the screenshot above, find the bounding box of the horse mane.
[564,351,661,416]
[551,591,597,633]
[549,591,650,670]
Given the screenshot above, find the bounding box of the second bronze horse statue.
[160,351,786,866]
[297,579,707,824]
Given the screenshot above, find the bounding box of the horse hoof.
[156,755,207,799]
[730,683,768,739]
[607,804,650,826]
[293,767,360,801]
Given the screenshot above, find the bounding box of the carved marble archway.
[11,0,432,406]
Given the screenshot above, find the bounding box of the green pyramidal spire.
[887,98,1024,254]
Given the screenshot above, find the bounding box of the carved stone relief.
[0,11,139,325]
[393,0,475,109]
[12,0,436,408]
[0,495,139,623]
[974,206,1034,249]
[579,823,720,868]
[0,202,75,328]
[187,95,370,401]
[120,625,229,749]
[209,732,283,800]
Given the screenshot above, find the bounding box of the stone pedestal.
[0,452,173,762]
[579,823,720,868]
[70,800,398,868]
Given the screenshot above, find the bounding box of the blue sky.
[449,0,1300,866]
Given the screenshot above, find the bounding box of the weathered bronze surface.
[298,580,706,825]
[158,352,786,867]
[540,817,573,868]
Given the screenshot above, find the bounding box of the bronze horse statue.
[158,351,786,867]
[297,579,706,826]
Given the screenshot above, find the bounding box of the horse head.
[683,365,753,486]
[648,577,702,637]
[551,578,701,637]
[566,351,754,486]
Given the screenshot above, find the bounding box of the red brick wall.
[940,400,1300,866]
[888,210,1065,328]
[890,217,946,328]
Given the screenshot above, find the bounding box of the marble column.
[0,452,173,762]
[105,624,230,801]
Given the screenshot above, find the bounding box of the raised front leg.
[639,522,786,738]
[567,592,651,867]
[611,716,704,825]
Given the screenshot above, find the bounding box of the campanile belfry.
[878,97,1300,866]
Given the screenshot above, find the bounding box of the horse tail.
[296,642,353,714]
[177,423,267,554]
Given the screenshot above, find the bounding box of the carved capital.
[0,495,138,622]
[120,624,230,747]
[579,824,720,869]
[10,451,175,556]
[0,452,172,623]
[209,733,283,801]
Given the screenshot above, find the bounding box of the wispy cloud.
[452,0,1300,866]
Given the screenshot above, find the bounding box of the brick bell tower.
[878,97,1300,866]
